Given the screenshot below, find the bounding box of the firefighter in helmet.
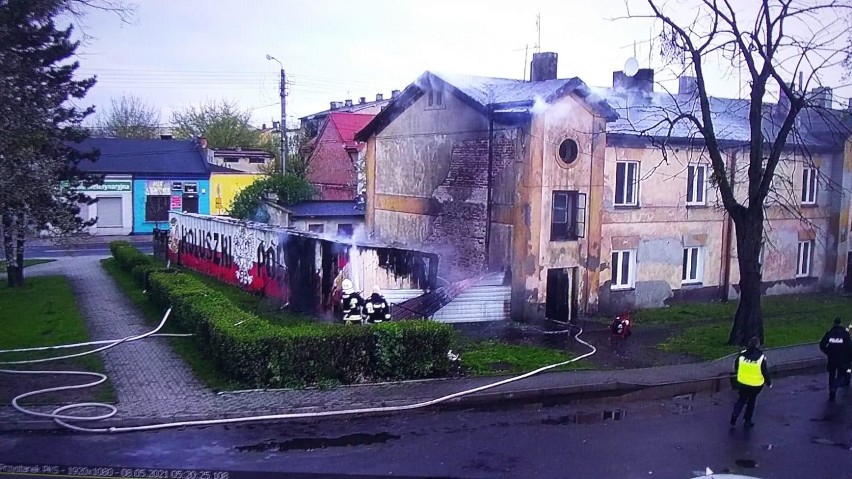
[364,285,391,324]
[340,279,365,325]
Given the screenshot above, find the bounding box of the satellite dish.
[624,57,639,77]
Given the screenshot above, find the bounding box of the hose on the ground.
[0,309,596,433]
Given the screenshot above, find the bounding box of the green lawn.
[101,258,243,391]
[654,293,850,359]
[0,258,55,273]
[0,275,114,402]
[459,341,586,376]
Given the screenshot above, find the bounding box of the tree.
[624,0,851,345]
[171,100,261,148]
[94,94,160,138]
[258,131,315,179]
[0,0,102,287]
[228,175,315,220]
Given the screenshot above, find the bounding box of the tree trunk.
[728,215,764,346]
[2,211,21,288]
[14,212,26,286]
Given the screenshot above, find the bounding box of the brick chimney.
[199,136,208,149]
[376,93,384,101]
[809,87,832,109]
[612,68,654,92]
[391,89,401,99]
[330,101,339,110]
[530,52,558,81]
[344,99,353,107]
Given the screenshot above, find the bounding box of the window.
[796,240,814,277]
[337,223,354,238]
[145,195,170,222]
[427,89,444,108]
[611,250,636,290]
[223,157,238,163]
[682,246,703,284]
[686,164,707,205]
[801,167,817,205]
[550,191,586,241]
[557,139,579,165]
[308,224,324,234]
[248,157,267,164]
[614,161,639,206]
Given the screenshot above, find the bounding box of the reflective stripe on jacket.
[737,354,765,386]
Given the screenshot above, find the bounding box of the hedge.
[110,240,159,274]
[110,244,453,388]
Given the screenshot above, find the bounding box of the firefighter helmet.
[342,279,354,294]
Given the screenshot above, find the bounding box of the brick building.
[306,112,374,200]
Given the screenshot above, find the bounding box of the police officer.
[340,279,365,325]
[730,337,772,428]
[364,285,391,324]
[819,317,852,401]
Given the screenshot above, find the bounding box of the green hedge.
[110,240,158,274]
[111,244,453,388]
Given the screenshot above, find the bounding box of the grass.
[0,258,55,273]
[655,293,851,359]
[100,258,243,391]
[459,341,585,376]
[0,275,114,402]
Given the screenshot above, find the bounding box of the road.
[25,240,153,259]
[0,372,849,479]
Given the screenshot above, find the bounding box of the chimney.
[344,99,353,107]
[848,98,852,111]
[261,123,266,130]
[272,120,280,129]
[809,86,832,109]
[529,52,558,82]
[777,82,794,115]
[612,68,654,92]
[376,93,384,101]
[199,136,208,149]
[330,101,339,110]
[359,96,366,104]
[677,76,698,96]
[391,89,401,99]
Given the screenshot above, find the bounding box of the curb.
[0,356,825,433]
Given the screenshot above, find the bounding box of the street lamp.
[266,54,287,176]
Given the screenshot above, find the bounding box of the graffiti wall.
[165,212,439,316]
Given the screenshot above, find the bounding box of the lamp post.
[266,54,287,176]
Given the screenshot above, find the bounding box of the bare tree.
[95,94,160,138]
[622,0,852,345]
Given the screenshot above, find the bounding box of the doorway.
[546,267,578,322]
[182,194,199,214]
[845,253,852,293]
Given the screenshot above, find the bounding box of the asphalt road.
[25,242,152,259]
[1,372,849,479]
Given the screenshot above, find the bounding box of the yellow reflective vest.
[737,354,765,387]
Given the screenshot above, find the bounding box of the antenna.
[535,13,541,53]
[523,44,529,81]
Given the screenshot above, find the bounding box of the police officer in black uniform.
[819,317,852,401]
[364,286,391,324]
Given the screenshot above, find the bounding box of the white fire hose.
[0,308,596,433]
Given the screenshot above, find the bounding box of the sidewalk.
[0,257,828,432]
[27,234,153,248]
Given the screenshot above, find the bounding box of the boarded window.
[145,195,170,222]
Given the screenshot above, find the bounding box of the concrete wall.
[291,217,365,236]
[210,173,261,216]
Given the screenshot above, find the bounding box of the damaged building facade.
[356,53,852,321]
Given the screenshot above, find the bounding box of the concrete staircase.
[430,272,511,323]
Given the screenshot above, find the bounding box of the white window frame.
[682,246,703,284]
[796,240,814,277]
[686,164,707,205]
[611,250,636,290]
[614,161,639,206]
[801,167,817,205]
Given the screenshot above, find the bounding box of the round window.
[558,139,579,165]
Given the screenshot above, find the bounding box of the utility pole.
[267,54,288,176]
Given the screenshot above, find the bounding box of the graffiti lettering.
[178,226,234,267]
[256,240,279,279]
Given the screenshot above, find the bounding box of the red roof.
[327,112,375,149]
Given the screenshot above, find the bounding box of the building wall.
[77,175,134,236]
[290,216,365,236]
[367,89,519,279]
[306,121,358,201]
[133,177,210,234]
[210,156,269,174]
[210,173,261,216]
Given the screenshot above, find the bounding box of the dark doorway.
[845,253,852,293]
[546,267,577,322]
[182,194,199,214]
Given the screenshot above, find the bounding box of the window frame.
[801,167,818,205]
[614,161,639,207]
[611,249,636,290]
[550,190,586,241]
[796,240,814,277]
[682,246,703,285]
[144,195,171,223]
[686,163,707,206]
[308,224,325,234]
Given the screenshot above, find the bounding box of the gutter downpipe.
[484,108,495,270]
[720,148,736,301]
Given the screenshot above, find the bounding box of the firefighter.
[364,285,391,324]
[730,337,772,428]
[340,279,365,325]
[819,317,852,401]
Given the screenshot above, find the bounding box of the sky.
[72,0,851,129]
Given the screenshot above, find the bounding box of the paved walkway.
[0,256,828,430]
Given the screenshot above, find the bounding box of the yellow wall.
[210,173,262,216]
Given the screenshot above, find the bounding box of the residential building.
[299,92,398,137]
[258,200,365,236]
[306,112,374,200]
[356,52,852,321]
[74,138,211,234]
[208,164,261,216]
[205,146,274,174]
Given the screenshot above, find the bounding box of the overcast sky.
[73,0,851,129]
